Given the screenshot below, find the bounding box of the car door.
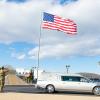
[75,77,95,92]
[59,76,82,91]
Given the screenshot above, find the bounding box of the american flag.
[42,12,77,35]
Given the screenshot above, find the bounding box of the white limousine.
[35,73,100,95]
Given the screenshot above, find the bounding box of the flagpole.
[37,13,42,81]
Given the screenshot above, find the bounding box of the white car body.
[36,72,100,95]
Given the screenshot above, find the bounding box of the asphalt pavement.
[4,85,44,93]
[3,85,94,96]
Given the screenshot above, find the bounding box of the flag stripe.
[43,21,76,28]
[43,22,77,31]
[42,23,76,30]
[42,12,77,34]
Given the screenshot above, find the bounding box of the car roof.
[41,72,82,77]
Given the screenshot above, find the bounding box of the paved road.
[3,85,94,96]
[4,85,43,93]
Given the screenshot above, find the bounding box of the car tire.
[46,85,55,93]
[93,86,100,96]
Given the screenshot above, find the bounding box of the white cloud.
[0,0,100,58]
[0,0,6,3]
[28,35,100,59]
[17,54,26,60]
[11,52,26,60]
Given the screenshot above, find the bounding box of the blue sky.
[0,0,100,73]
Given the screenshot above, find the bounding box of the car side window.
[61,76,81,82]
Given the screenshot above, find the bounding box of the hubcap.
[47,85,54,93]
[94,87,100,95]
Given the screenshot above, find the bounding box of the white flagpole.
[37,13,42,81]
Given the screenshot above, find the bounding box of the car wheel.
[46,85,55,93]
[93,87,100,96]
